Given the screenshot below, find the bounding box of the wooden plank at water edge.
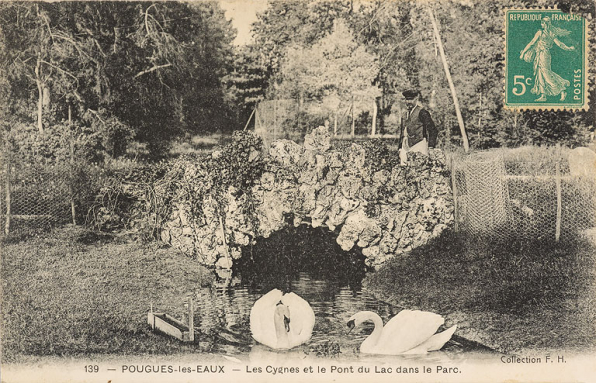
[147,312,192,342]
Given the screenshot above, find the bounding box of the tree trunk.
[371,99,377,136]
[69,105,77,225]
[43,86,50,108]
[334,113,338,136]
[4,159,11,235]
[379,87,386,134]
[35,55,44,133]
[351,96,355,138]
[427,7,469,152]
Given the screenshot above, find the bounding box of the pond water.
[186,227,495,363]
[190,271,494,365]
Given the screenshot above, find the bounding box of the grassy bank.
[365,230,596,353]
[0,227,214,362]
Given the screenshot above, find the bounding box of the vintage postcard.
[1,1,595,383]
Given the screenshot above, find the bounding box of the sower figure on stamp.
[519,16,575,102]
[398,90,438,166]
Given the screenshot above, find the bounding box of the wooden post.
[273,100,277,141]
[69,105,76,225]
[35,53,44,133]
[555,161,562,242]
[371,99,378,136]
[187,297,194,342]
[351,96,355,138]
[243,108,256,131]
[4,159,11,235]
[333,113,338,136]
[427,7,469,152]
[451,155,459,232]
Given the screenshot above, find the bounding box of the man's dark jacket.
[399,105,438,148]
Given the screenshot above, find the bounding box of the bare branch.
[81,27,107,57]
[378,33,421,69]
[87,108,106,125]
[145,4,158,35]
[52,31,100,65]
[357,2,389,36]
[41,10,54,44]
[72,90,83,103]
[39,59,78,83]
[133,63,172,79]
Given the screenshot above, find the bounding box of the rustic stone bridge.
[160,127,454,269]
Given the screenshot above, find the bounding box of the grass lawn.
[365,230,596,353]
[169,133,233,157]
[1,226,214,363]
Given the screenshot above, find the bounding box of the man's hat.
[402,90,419,100]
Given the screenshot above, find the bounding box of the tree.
[176,2,238,135]
[346,1,417,133]
[0,3,76,132]
[251,0,352,93]
[275,19,381,135]
[408,0,593,149]
[225,44,268,129]
[0,1,238,158]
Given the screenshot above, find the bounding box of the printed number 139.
[513,75,532,96]
[85,365,99,373]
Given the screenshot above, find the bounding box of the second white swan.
[347,310,457,354]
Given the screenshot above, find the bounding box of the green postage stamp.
[505,9,589,110]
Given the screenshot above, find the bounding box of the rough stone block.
[260,172,276,190]
[216,256,233,269]
[303,125,331,152]
[160,230,171,243]
[338,175,362,199]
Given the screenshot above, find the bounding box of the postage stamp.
[504,9,589,110]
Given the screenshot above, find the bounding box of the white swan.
[250,289,315,350]
[347,310,457,354]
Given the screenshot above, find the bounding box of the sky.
[219,0,269,45]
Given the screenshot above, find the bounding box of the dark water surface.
[190,271,494,364]
[185,226,495,363]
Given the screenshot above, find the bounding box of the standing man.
[398,90,438,165]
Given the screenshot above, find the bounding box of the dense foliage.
[242,0,595,148]
[1,0,593,162]
[276,20,381,127]
[145,131,266,236]
[0,1,237,158]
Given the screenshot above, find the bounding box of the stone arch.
[160,127,454,269]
